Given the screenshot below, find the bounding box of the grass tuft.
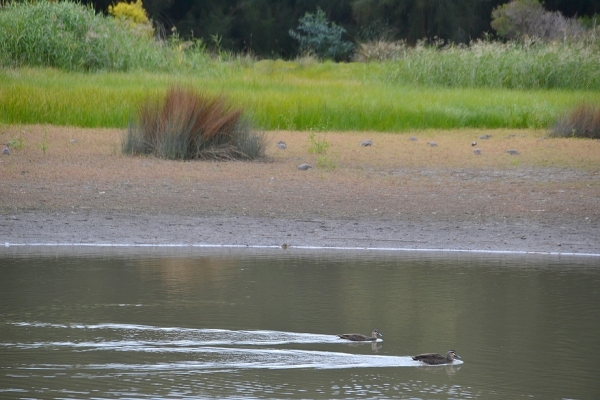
[123,87,266,160]
[551,104,600,139]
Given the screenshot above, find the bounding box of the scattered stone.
[507,149,520,155]
[2,147,9,155]
[427,141,438,147]
[360,139,372,147]
[473,148,481,155]
[409,136,418,141]
[509,134,516,138]
[297,163,312,170]
[479,134,492,139]
[471,141,477,146]
[70,139,77,144]
[277,140,287,149]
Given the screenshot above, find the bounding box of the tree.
[289,7,354,60]
[491,0,586,41]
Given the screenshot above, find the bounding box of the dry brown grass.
[125,87,263,160]
[552,103,600,139]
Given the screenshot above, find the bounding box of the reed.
[386,39,600,90]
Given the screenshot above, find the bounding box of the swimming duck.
[337,329,382,341]
[412,350,462,365]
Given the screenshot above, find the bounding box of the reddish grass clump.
[123,86,266,160]
[551,103,600,139]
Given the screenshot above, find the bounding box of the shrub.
[123,87,266,160]
[108,0,150,25]
[491,0,586,42]
[289,7,354,61]
[0,0,208,72]
[108,0,154,39]
[551,104,600,139]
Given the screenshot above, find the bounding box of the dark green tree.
[289,7,354,60]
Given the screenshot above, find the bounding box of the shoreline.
[1,126,599,256]
[3,211,599,256]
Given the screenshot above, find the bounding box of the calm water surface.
[1,247,599,399]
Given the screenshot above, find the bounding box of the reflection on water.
[1,248,599,399]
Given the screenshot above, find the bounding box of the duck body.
[412,350,461,365]
[337,329,382,342]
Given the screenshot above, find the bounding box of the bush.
[551,104,600,139]
[289,7,354,61]
[108,0,150,25]
[0,0,208,72]
[123,87,266,160]
[491,0,586,42]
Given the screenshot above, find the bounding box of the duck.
[337,329,382,341]
[412,350,462,365]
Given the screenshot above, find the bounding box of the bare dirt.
[1,125,599,254]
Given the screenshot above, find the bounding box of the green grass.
[387,39,600,90]
[2,65,600,131]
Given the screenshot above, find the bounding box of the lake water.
[1,247,599,399]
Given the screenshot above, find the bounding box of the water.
[1,247,599,399]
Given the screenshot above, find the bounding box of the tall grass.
[2,1,600,92]
[387,39,600,90]
[0,0,214,72]
[123,87,266,160]
[2,67,600,131]
[551,104,600,139]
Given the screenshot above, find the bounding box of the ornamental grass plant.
[123,87,266,160]
[551,104,600,139]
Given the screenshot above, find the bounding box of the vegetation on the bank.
[0,0,209,72]
[0,1,598,90]
[2,67,600,132]
[552,104,600,139]
[123,87,265,160]
[0,0,599,136]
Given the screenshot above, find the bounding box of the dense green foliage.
[0,0,210,72]
[1,2,599,134]
[81,0,597,57]
[389,39,600,90]
[289,8,354,61]
[2,66,600,131]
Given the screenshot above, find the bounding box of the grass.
[387,39,600,90]
[2,66,600,132]
[551,103,600,139]
[123,86,266,160]
[1,1,600,133]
